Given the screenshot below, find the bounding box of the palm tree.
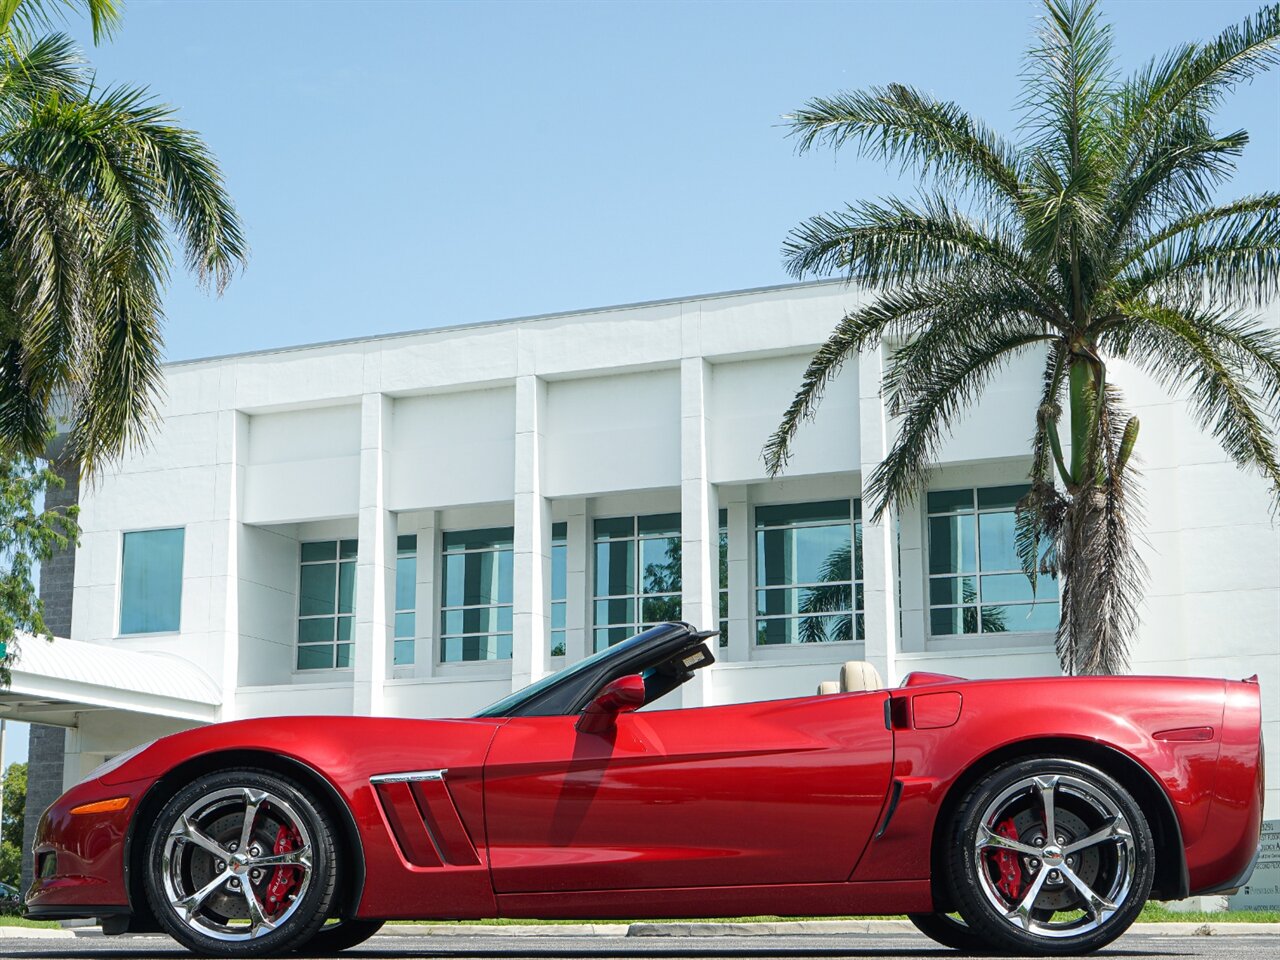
[765,0,1280,675]
[0,0,245,474]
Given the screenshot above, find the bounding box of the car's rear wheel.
[906,911,993,952]
[145,769,338,957]
[947,758,1154,955]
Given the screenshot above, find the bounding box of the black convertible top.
[474,622,718,718]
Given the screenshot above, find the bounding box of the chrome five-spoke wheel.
[146,770,338,957]
[948,759,1154,955]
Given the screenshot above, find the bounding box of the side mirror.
[575,674,646,734]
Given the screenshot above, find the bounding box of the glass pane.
[927,489,973,514]
[985,602,1059,634]
[719,620,728,648]
[928,514,976,575]
[551,543,567,601]
[550,632,566,657]
[299,563,336,617]
[981,573,1036,604]
[593,626,632,652]
[298,618,333,643]
[336,616,353,641]
[719,589,728,619]
[337,561,356,614]
[930,576,977,606]
[442,607,505,636]
[594,597,635,627]
[640,536,681,594]
[756,586,799,617]
[854,581,864,611]
[755,500,850,526]
[977,484,1030,511]
[551,601,566,629]
[394,638,415,666]
[853,521,863,580]
[396,556,416,610]
[637,513,681,536]
[297,643,334,670]
[593,516,634,540]
[756,523,850,587]
[120,528,185,634]
[755,615,853,645]
[930,606,967,636]
[397,534,417,555]
[552,521,567,541]
[395,612,415,638]
[300,540,335,563]
[595,539,634,597]
[641,594,681,623]
[497,605,513,632]
[443,550,509,607]
[338,539,359,560]
[497,549,513,604]
[442,527,514,551]
[856,612,865,641]
[335,642,354,667]
[978,510,1019,572]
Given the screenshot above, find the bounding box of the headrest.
[840,660,883,693]
[816,680,841,696]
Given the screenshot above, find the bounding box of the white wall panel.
[544,369,680,496]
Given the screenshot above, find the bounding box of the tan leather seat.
[816,680,840,696]
[839,660,883,693]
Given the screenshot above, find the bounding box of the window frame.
[117,526,186,637]
[751,499,863,649]
[295,538,358,672]
[438,526,515,664]
[393,534,417,667]
[591,513,682,653]
[924,484,1059,642]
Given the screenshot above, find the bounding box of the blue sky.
[3,0,1277,773]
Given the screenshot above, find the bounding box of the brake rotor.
[184,809,286,921]
[1009,806,1102,911]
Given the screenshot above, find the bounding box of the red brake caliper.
[990,818,1024,901]
[262,824,302,919]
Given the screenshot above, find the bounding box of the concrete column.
[858,347,900,685]
[680,358,718,706]
[20,724,66,894]
[413,511,438,678]
[512,375,551,692]
[563,500,589,664]
[724,489,751,663]
[211,410,246,718]
[354,393,394,716]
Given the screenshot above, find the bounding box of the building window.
[119,528,185,634]
[593,513,681,652]
[550,522,567,657]
[927,485,1059,636]
[394,535,416,666]
[297,539,356,670]
[440,527,513,662]
[718,508,728,648]
[755,500,862,645]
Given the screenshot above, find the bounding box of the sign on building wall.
[1229,819,1280,911]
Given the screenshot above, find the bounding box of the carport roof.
[1,633,221,725]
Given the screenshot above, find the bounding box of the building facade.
[9,279,1279,871]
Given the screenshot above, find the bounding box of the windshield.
[473,625,680,718]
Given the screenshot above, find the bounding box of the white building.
[6,278,1278,881]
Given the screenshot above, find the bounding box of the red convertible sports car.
[26,622,1264,957]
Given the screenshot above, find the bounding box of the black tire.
[947,758,1154,956]
[297,918,385,954]
[907,912,995,952]
[145,768,339,957]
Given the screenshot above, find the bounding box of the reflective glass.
[397,534,417,555]
[395,556,416,610]
[928,514,977,574]
[337,561,355,614]
[637,513,680,536]
[297,644,334,670]
[594,597,635,627]
[985,602,1059,633]
[926,489,973,514]
[594,626,632,651]
[640,536,681,594]
[300,541,335,563]
[443,551,509,607]
[550,602,566,629]
[551,542,566,601]
[299,563,336,617]
[977,484,1029,511]
[335,642,353,667]
[551,631,566,657]
[394,612,415,639]
[978,511,1019,571]
[930,576,977,606]
[980,572,1037,603]
[336,616,353,642]
[931,606,978,636]
[297,618,333,643]
[338,539,358,560]
[595,539,634,597]
[756,614,852,645]
[119,528,185,634]
[755,523,850,587]
[394,639,414,666]
[641,594,681,623]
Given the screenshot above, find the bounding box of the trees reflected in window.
[440,527,514,662]
[593,514,681,652]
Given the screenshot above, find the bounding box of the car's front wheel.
[145,769,338,957]
[947,758,1154,955]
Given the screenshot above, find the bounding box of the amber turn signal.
[69,797,130,815]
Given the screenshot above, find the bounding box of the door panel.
[483,691,893,892]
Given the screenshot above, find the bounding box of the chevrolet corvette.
[26,622,1264,956]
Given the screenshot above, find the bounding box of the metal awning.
[0,633,221,725]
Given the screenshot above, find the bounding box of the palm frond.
[0,0,122,43]
[786,83,1025,209]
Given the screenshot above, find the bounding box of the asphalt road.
[0,932,1275,959]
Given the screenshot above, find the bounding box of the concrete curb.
[10,918,1279,940]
